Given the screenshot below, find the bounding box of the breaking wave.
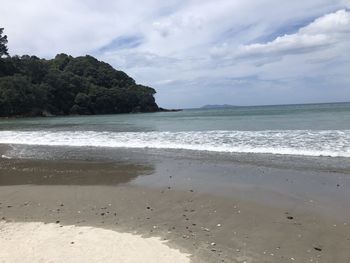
[0,130,349,157]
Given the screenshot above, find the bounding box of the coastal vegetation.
[0,28,160,117]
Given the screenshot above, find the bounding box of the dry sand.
[0,221,190,263]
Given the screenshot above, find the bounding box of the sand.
[1,146,350,262]
[0,221,190,263]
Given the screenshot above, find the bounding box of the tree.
[0,28,8,57]
[0,54,160,117]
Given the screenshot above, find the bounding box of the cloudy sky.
[1,0,350,108]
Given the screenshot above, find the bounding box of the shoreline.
[1,151,350,262]
[0,108,182,120]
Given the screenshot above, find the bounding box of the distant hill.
[200,104,237,109]
[0,54,161,117]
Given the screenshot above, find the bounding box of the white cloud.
[238,10,350,59]
[239,34,331,57]
[302,9,350,34]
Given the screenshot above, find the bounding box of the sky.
[1,0,350,108]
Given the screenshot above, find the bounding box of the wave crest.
[0,130,349,157]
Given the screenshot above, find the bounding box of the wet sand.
[1,145,350,262]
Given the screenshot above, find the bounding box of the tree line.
[0,28,160,117]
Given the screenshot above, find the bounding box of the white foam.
[0,130,349,157]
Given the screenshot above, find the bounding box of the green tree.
[0,52,160,117]
[0,75,37,116]
[0,28,9,57]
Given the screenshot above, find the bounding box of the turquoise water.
[0,102,350,157]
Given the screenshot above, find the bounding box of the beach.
[1,145,350,262]
[2,1,350,260]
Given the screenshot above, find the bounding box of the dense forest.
[0,28,161,117]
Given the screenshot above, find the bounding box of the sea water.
[0,102,349,158]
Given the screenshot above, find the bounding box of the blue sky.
[1,0,350,108]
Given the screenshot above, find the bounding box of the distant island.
[200,104,237,109]
[0,28,177,117]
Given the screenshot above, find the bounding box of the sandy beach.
[1,0,350,260]
[1,145,350,262]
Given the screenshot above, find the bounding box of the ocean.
[0,102,349,159]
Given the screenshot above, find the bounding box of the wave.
[0,130,349,157]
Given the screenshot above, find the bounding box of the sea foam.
[0,130,349,157]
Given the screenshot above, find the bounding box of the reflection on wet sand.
[0,159,154,186]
